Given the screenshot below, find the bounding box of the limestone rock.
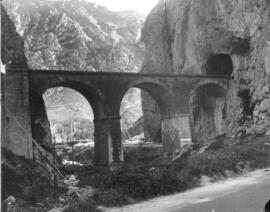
[2,196,17,212]
[141,0,270,140]
[1,5,27,65]
[3,0,145,72]
[2,5,53,156]
[78,186,96,201]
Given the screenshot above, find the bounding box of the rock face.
[3,0,146,142]
[142,0,270,140]
[3,0,145,72]
[1,5,26,65]
[2,5,52,156]
[120,88,143,137]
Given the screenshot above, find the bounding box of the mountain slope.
[3,0,145,72]
[3,0,146,142]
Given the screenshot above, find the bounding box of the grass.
[73,135,270,207]
[63,199,102,212]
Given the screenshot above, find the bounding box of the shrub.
[124,146,161,165]
[75,135,270,206]
[181,136,269,178]
[63,199,101,212]
[92,189,129,206]
[112,171,151,198]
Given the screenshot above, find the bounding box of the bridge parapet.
[6,64,232,79]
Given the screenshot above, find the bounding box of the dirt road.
[105,169,270,212]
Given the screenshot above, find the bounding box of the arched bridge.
[2,65,231,167]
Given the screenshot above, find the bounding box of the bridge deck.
[7,66,232,79]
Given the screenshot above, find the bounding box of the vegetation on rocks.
[1,149,71,211]
[63,199,101,212]
[73,135,270,207]
[2,135,269,211]
[2,149,54,203]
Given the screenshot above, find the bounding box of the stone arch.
[43,87,95,145]
[119,79,171,116]
[190,82,227,141]
[118,79,172,143]
[191,80,227,96]
[30,80,106,156]
[37,80,105,120]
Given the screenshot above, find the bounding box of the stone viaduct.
[2,64,230,167]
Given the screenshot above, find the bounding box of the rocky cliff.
[3,0,146,142]
[1,5,52,155]
[142,0,270,140]
[3,0,145,72]
[1,5,26,65]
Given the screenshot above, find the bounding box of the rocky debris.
[59,133,153,167]
[58,142,94,167]
[1,195,59,212]
[47,207,65,212]
[1,148,67,205]
[2,196,17,212]
[123,133,144,145]
[141,0,270,140]
[195,134,235,153]
[66,185,96,201]
[1,148,100,211]
[79,186,96,201]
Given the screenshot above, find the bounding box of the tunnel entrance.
[204,54,233,76]
[191,83,226,141]
[43,87,94,165]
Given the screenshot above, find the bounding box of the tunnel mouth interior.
[192,83,226,141]
[204,54,233,76]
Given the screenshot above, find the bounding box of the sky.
[89,0,159,15]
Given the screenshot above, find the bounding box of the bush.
[112,170,151,198]
[92,189,129,206]
[63,199,101,212]
[181,136,269,178]
[75,136,270,207]
[124,146,161,165]
[1,149,55,203]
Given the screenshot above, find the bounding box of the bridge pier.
[1,68,33,158]
[161,114,192,153]
[94,116,123,168]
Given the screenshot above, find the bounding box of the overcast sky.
[89,0,159,15]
